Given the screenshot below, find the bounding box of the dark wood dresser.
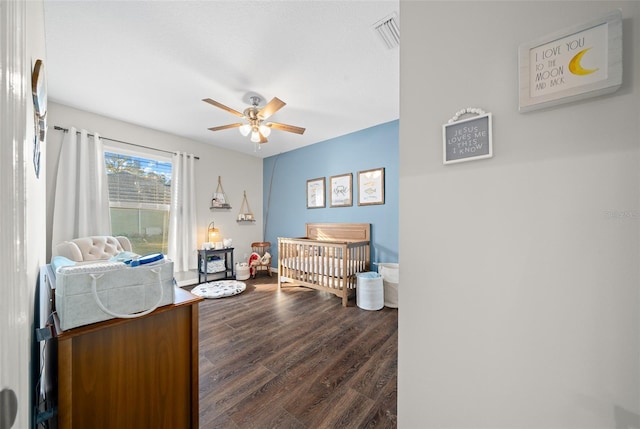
[55,287,202,429]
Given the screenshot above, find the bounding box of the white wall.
[47,102,264,273]
[399,1,639,428]
[0,1,47,428]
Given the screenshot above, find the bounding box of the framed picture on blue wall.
[306,177,325,209]
[358,168,384,206]
[330,173,352,207]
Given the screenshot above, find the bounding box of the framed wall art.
[358,168,384,206]
[306,177,325,209]
[443,108,492,165]
[518,9,622,112]
[330,173,352,207]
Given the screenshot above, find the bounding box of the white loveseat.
[54,235,133,262]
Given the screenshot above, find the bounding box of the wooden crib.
[278,223,370,306]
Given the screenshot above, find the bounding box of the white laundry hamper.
[356,272,383,311]
[235,263,250,281]
[378,263,399,308]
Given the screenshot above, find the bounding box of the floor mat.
[191,280,246,299]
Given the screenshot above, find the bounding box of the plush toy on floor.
[248,252,260,277]
[248,251,271,278]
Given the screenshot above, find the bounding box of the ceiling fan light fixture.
[250,129,261,143]
[239,124,252,136]
[259,124,271,137]
[204,96,304,145]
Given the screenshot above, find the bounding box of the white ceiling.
[43,0,399,158]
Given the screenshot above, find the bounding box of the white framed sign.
[442,108,492,165]
[518,9,622,112]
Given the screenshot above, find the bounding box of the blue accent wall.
[263,120,399,269]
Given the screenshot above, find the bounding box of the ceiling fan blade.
[259,132,268,144]
[258,97,286,120]
[203,98,244,118]
[208,123,243,132]
[268,122,306,135]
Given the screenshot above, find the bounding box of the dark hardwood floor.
[191,274,398,428]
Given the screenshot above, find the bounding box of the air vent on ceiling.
[372,12,399,49]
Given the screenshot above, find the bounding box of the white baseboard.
[174,269,199,287]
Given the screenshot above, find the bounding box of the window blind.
[105,152,172,208]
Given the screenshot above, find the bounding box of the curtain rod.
[53,125,200,160]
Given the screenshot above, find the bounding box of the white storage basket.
[236,263,250,281]
[201,256,226,274]
[54,260,174,330]
[378,263,399,308]
[356,272,383,311]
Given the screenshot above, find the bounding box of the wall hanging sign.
[306,177,325,209]
[357,168,384,206]
[518,9,622,112]
[330,173,352,207]
[442,108,492,165]
[31,59,47,179]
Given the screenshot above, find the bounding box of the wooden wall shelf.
[237,190,254,222]
[210,176,230,209]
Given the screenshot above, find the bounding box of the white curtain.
[168,152,197,272]
[52,128,112,247]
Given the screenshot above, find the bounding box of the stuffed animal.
[248,252,260,277]
[248,251,271,278]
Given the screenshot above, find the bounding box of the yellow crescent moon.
[569,48,598,75]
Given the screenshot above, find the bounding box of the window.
[104,150,172,255]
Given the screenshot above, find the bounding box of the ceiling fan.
[203,95,305,144]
